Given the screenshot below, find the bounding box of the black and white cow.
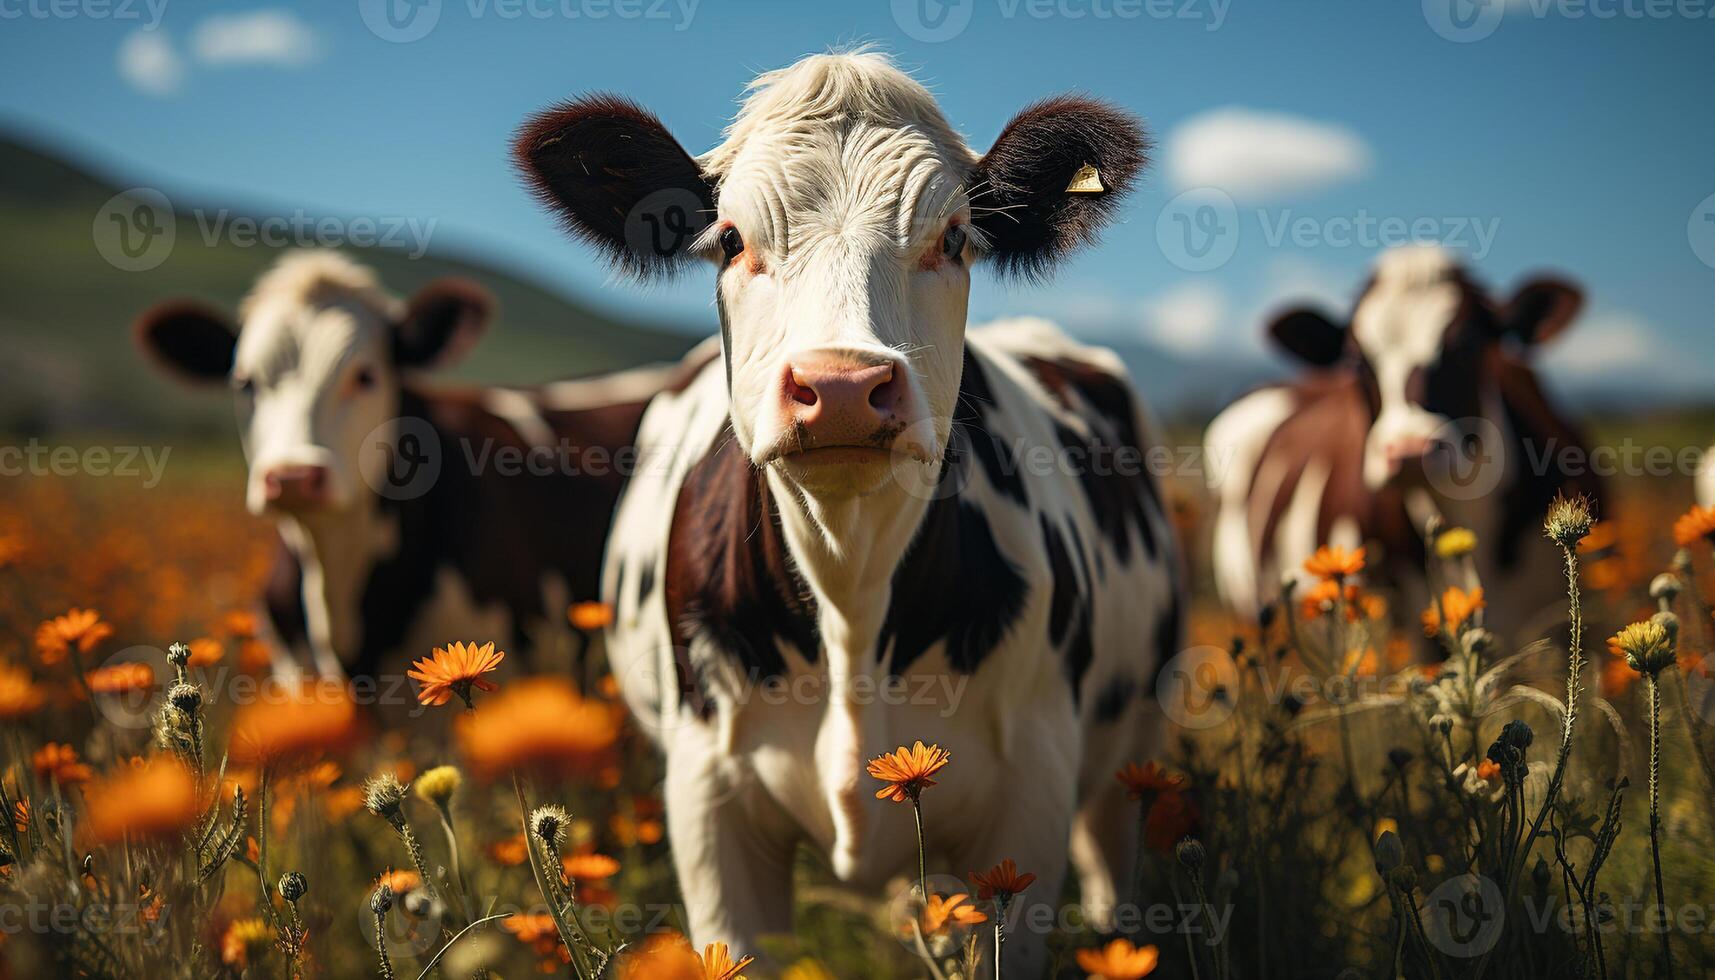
[513,52,1180,970]
[1205,245,1605,638]
[134,251,690,679]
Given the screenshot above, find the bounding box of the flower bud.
[278,871,307,902]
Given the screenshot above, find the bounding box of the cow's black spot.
[636,557,656,602]
[957,353,1028,506]
[1041,514,1079,646]
[665,426,821,690]
[1093,675,1138,724]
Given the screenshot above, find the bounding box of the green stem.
[912,796,928,912]
[1649,676,1673,978]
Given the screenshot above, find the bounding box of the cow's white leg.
[1069,772,1138,932]
[949,732,1078,977]
[664,732,797,957]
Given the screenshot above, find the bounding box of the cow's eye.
[941,223,967,261]
[719,226,745,262]
[353,366,377,391]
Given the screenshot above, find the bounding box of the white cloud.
[118,29,184,96]
[1142,282,1230,356]
[192,10,319,68]
[1165,108,1372,201]
[1539,309,1671,378]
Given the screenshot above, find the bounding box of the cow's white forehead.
[232,252,399,381]
[697,52,977,263]
[1351,245,1463,368]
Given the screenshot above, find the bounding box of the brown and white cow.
[1205,245,1605,639]
[134,251,689,681]
[513,52,1180,970]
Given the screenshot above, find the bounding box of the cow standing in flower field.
[513,52,1181,970]
[133,251,688,680]
[1204,245,1606,640]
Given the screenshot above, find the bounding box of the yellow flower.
[413,765,463,806]
[1435,527,1478,560]
[1612,621,1675,676]
[1076,939,1160,979]
[866,741,951,803]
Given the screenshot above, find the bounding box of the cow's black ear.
[133,302,237,385]
[394,278,494,370]
[969,96,1149,281]
[1502,276,1582,346]
[513,94,717,278]
[1268,308,1348,367]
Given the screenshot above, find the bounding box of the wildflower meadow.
[2,432,1714,978]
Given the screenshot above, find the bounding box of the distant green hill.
[0,134,698,437]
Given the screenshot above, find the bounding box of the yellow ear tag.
[1065,163,1104,194]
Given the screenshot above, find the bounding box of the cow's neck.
[277,499,399,676]
[765,467,933,659]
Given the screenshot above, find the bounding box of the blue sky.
[3,0,1712,392]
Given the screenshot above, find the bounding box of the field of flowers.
[3,434,1715,979]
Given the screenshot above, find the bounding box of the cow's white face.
[708,121,973,496]
[228,288,399,514]
[134,252,492,517]
[515,52,1146,500]
[1268,244,1584,493]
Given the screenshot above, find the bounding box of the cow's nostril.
[786,369,819,407]
[867,365,898,410]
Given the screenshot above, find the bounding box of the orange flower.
[1602,652,1637,697]
[921,893,988,935]
[1076,938,1160,979]
[222,610,260,639]
[562,851,620,883]
[487,834,529,866]
[1144,789,1199,853]
[614,931,747,980]
[611,799,665,847]
[568,601,615,632]
[1421,587,1486,637]
[1303,545,1365,582]
[866,741,951,803]
[85,662,155,695]
[0,664,44,720]
[454,677,620,780]
[503,912,572,972]
[701,941,756,980]
[13,800,29,834]
[1115,761,1184,802]
[1476,759,1502,782]
[0,532,24,569]
[377,869,422,895]
[970,859,1037,901]
[34,608,113,665]
[1674,505,1715,548]
[1299,579,1362,621]
[220,918,273,968]
[228,682,359,770]
[186,637,224,667]
[408,641,505,708]
[33,743,93,785]
[81,756,203,846]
